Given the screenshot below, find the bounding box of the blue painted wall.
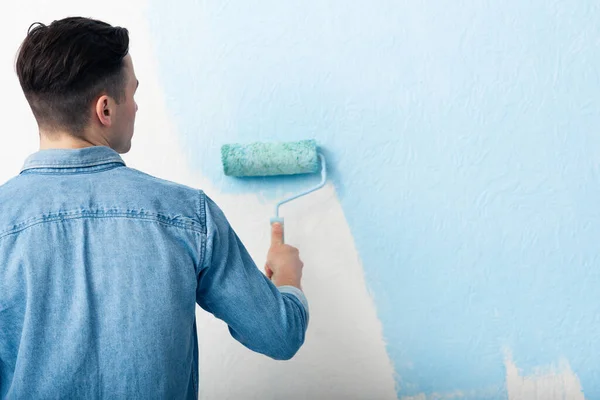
[147,1,600,398]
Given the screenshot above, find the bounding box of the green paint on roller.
[221,138,327,235]
[221,139,320,177]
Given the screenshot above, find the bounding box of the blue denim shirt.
[0,146,309,399]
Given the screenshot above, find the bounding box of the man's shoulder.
[117,167,207,223]
[0,175,25,204]
[0,176,41,236]
[122,167,201,194]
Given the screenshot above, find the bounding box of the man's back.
[0,146,308,399]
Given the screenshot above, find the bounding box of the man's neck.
[39,130,110,150]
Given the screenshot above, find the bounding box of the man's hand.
[265,223,304,289]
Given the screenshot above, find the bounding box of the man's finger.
[265,265,273,279]
[271,222,284,246]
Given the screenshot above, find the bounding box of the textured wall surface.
[2,1,600,399]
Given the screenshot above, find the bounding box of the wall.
[1,1,599,399]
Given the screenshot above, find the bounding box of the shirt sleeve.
[196,193,309,360]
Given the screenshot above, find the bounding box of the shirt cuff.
[278,286,310,321]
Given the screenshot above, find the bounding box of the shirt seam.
[22,156,124,168]
[0,210,204,240]
[20,163,124,175]
[196,191,208,277]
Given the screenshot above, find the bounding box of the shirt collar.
[21,146,126,173]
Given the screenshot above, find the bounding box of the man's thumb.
[271,222,284,246]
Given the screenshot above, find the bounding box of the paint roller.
[220,139,327,242]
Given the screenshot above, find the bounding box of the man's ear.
[95,95,113,127]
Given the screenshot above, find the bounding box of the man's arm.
[196,194,308,360]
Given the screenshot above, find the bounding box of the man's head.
[16,17,138,153]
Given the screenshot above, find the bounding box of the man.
[0,17,308,399]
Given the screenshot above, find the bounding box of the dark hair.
[16,17,129,134]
